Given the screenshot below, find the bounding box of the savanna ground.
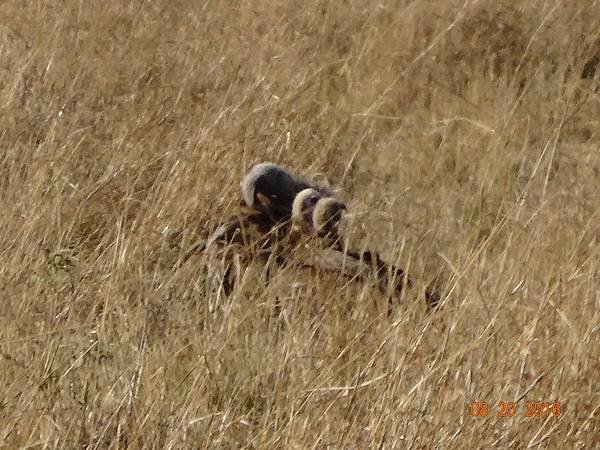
[1,0,599,448]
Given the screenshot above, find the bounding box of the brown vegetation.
[0,0,598,448]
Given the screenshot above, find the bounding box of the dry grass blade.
[0,0,598,448]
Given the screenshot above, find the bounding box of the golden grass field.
[1,0,599,448]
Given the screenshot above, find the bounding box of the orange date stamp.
[469,401,561,417]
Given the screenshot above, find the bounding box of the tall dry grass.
[0,0,599,448]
